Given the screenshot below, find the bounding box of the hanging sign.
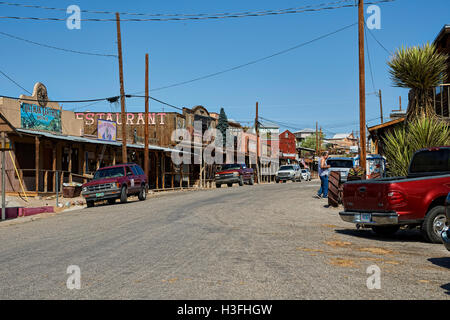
[97,119,117,141]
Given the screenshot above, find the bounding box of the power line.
[132,22,358,94]
[0,68,32,94]
[0,0,355,18]
[364,22,391,55]
[0,31,117,57]
[364,24,376,94]
[0,0,395,22]
[128,95,183,111]
[0,93,184,112]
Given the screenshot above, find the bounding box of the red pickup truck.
[82,163,148,207]
[340,147,450,243]
[215,163,254,188]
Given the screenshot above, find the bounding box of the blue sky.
[0,0,448,137]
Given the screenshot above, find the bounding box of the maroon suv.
[82,163,148,207]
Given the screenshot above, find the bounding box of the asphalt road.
[0,181,449,299]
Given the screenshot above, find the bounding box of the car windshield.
[327,160,353,168]
[409,149,450,173]
[279,165,294,171]
[220,164,241,171]
[93,167,124,180]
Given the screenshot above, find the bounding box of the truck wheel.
[120,186,128,203]
[227,183,232,187]
[249,176,254,185]
[216,183,221,188]
[371,225,400,236]
[239,176,244,186]
[276,179,279,183]
[138,184,147,201]
[421,205,446,243]
[86,201,94,208]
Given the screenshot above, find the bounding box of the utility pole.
[378,89,384,124]
[358,0,367,175]
[144,53,149,179]
[255,102,260,184]
[399,96,402,110]
[116,12,127,163]
[319,127,323,154]
[315,121,319,156]
[1,132,5,221]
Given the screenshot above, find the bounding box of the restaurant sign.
[97,119,117,141]
[20,102,62,133]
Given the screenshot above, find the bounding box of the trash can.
[62,183,82,198]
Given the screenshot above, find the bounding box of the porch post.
[35,136,39,192]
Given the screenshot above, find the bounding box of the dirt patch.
[296,247,324,253]
[325,240,352,248]
[321,224,338,229]
[328,258,358,268]
[358,247,396,255]
[162,278,178,284]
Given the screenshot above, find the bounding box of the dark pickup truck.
[215,163,254,188]
[340,147,450,243]
[82,163,148,207]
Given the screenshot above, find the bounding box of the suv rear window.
[93,167,125,180]
[410,149,450,174]
[328,160,353,168]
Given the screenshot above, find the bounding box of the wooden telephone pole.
[255,102,260,184]
[378,89,384,124]
[358,0,367,174]
[315,121,319,156]
[144,54,149,178]
[116,12,127,163]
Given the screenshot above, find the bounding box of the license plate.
[361,213,371,223]
[96,192,104,197]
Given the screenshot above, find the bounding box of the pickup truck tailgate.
[343,180,390,211]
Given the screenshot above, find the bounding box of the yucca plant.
[383,117,450,176]
[387,43,448,120]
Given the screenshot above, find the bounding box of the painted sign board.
[97,119,117,141]
[20,102,62,133]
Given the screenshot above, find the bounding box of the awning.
[15,128,191,154]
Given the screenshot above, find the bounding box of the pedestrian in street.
[317,151,330,199]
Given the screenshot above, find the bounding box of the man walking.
[317,151,330,199]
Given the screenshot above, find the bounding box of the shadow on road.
[335,228,426,243]
[428,257,450,269]
[428,258,450,296]
[441,283,450,296]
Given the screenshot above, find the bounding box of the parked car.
[215,163,254,188]
[301,168,312,181]
[442,192,450,251]
[82,163,148,207]
[339,147,450,243]
[276,165,301,183]
[327,157,354,182]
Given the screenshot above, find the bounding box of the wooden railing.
[9,169,90,193]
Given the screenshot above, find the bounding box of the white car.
[301,168,312,181]
[276,165,302,183]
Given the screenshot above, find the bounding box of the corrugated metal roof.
[15,128,189,154]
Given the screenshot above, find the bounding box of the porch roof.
[15,128,188,154]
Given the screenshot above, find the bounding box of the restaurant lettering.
[75,112,166,126]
